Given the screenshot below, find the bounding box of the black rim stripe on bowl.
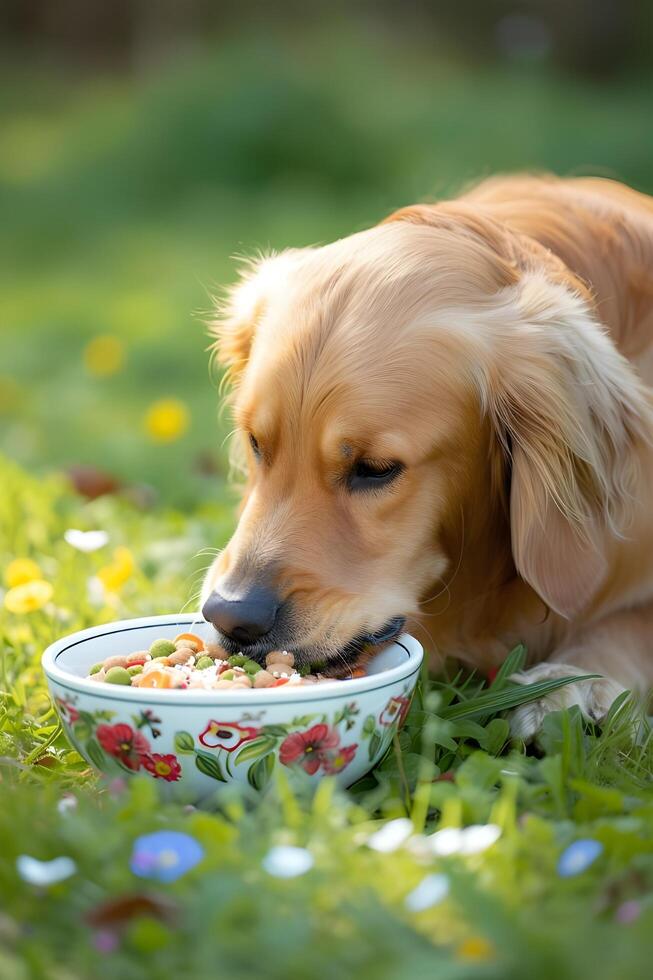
[53,620,200,666]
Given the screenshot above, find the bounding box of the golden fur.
[205,174,653,732]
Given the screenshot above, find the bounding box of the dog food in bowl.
[87,632,364,691]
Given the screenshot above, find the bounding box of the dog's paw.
[508,662,625,742]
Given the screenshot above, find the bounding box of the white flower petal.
[56,795,78,815]
[367,818,414,853]
[403,834,433,861]
[16,855,76,886]
[262,845,314,878]
[428,824,502,857]
[460,824,502,855]
[65,529,109,553]
[404,873,450,912]
[87,576,106,605]
[429,827,465,856]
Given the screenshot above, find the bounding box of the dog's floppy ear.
[484,274,648,618]
[209,250,303,389]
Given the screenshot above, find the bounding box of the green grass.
[2,25,653,978]
[1,452,652,980]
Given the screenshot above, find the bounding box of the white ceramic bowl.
[42,615,423,802]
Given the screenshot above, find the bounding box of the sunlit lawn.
[1,453,652,979]
[1,27,653,979]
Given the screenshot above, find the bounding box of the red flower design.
[279,723,340,775]
[198,721,260,752]
[321,743,358,774]
[55,696,79,725]
[96,723,150,771]
[379,695,411,728]
[141,753,182,782]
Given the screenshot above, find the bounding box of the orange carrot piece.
[173,632,205,651]
[133,669,173,689]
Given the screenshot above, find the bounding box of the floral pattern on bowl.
[53,687,414,791]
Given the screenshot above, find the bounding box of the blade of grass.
[490,644,527,690]
[439,674,600,720]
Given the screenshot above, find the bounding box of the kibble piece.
[204,642,226,659]
[168,646,194,665]
[88,670,106,683]
[103,655,129,670]
[266,650,295,668]
[253,669,275,688]
[243,659,261,675]
[179,640,199,653]
[89,661,104,675]
[231,676,253,689]
[105,666,132,685]
[125,651,149,667]
[127,664,143,676]
[173,632,204,652]
[149,639,176,659]
[195,656,214,670]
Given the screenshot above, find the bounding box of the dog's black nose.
[202,586,280,647]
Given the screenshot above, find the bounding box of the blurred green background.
[1,0,652,508]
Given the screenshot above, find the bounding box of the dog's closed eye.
[248,433,262,459]
[347,459,404,492]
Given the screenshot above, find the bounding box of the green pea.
[221,670,235,680]
[195,656,214,670]
[149,638,176,659]
[228,654,248,666]
[243,660,261,674]
[105,666,132,685]
[89,661,104,675]
[127,664,143,676]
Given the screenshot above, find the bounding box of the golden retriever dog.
[201,174,653,738]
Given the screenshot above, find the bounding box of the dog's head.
[202,205,646,668]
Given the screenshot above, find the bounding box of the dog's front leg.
[508,603,653,741]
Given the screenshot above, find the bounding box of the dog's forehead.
[234,222,495,448]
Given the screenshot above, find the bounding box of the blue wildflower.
[557,839,603,877]
[130,831,204,883]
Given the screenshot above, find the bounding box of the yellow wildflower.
[144,398,190,443]
[4,580,53,613]
[97,547,135,593]
[456,936,495,962]
[4,558,42,589]
[83,334,125,377]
